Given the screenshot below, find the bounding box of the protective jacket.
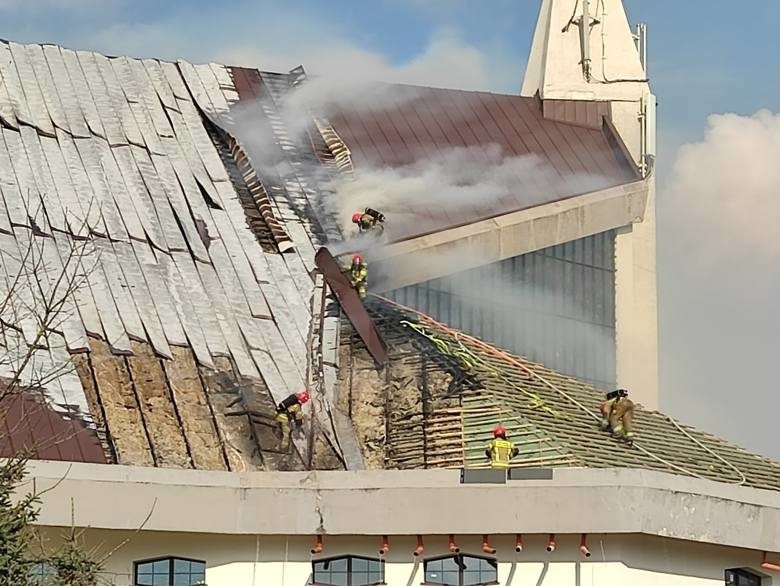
[599,397,635,440]
[485,437,519,469]
[349,263,368,298]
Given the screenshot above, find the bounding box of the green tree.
[0,457,103,586]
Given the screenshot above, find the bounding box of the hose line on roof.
[375,295,748,486]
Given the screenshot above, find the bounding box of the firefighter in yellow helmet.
[275,390,310,451]
[599,389,635,445]
[485,425,519,469]
[347,254,368,299]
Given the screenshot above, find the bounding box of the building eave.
[371,178,649,292]
[23,460,780,553]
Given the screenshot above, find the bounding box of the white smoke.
[664,109,780,273]
[330,144,611,241]
[660,109,780,459]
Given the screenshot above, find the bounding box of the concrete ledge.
[371,179,649,292]
[20,461,780,553]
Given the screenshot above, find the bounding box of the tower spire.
[521,0,647,101]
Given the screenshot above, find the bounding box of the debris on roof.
[0,41,352,471]
[2,40,763,488]
[336,298,780,491]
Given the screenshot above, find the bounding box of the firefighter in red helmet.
[347,254,368,299]
[485,424,519,469]
[351,207,385,234]
[275,390,310,451]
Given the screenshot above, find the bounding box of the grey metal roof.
[0,41,349,469]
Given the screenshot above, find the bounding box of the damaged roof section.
[337,299,780,491]
[0,42,355,471]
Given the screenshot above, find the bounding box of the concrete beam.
[23,461,780,553]
[370,179,649,293]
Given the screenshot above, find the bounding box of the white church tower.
[522,0,659,409]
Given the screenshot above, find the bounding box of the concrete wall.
[34,529,774,586]
[612,103,659,411]
[521,0,659,409]
[23,461,780,554]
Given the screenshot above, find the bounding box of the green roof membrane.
[371,297,780,491]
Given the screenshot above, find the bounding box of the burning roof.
[1,41,773,488]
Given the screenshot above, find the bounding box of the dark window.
[134,557,206,586]
[424,554,498,586]
[725,569,762,586]
[312,555,385,586]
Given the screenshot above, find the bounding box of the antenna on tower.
[580,0,592,81]
[562,0,601,82]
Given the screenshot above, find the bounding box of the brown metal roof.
[227,68,639,242]
[0,392,106,464]
[326,85,640,240]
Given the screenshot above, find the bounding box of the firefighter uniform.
[348,257,368,299]
[357,213,378,232]
[352,208,385,233]
[600,390,635,442]
[276,391,309,451]
[485,425,519,469]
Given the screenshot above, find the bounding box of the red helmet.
[351,213,362,224]
[352,255,362,264]
[296,391,310,404]
[493,425,506,438]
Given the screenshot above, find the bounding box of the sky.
[1,0,778,458]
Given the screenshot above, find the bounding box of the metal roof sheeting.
[327,84,640,241]
[0,391,106,464]
[0,41,352,467]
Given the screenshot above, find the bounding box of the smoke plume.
[660,109,780,458]
[329,143,611,241]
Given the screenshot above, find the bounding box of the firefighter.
[599,389,635,444]
[275,390,310,451]
[485,424,519,469]
[351,207,385,233]
[347,254,368,299]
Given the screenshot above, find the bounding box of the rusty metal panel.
[542,99,611,129]
[0,392,106,463]
[325,85,639,242]
[315,247,387,366]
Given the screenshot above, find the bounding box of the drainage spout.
[413,535,425,557]
[546,534,557,553]
[482,534,496,555]
[762,552,780,572]
[448,534,460,553]
[579,534,591,558]
[311,534,324,555]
